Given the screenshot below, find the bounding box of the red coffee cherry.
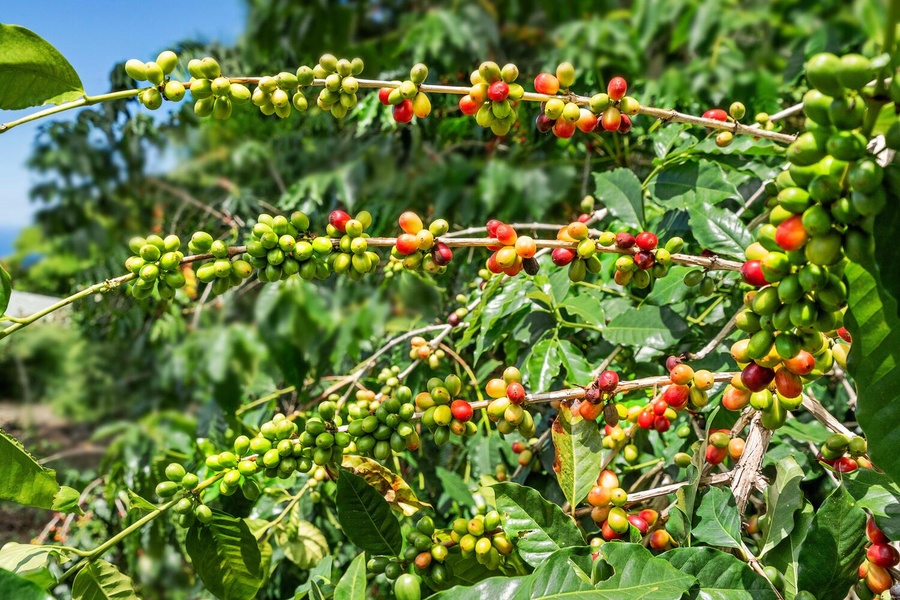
[664,384,690,409]
[775,215,808,252]
[627,514,649,536]
[378,87,392,105]
[654,416,671,432]
[867,543,900,569]
[637,410,654,429]
[702,109,728,121]
[533,72,560,95]
[329,210,351,232]
[393,99,414,123]
[535,113,554,133]
[486,219,503,237]
[487,81,510,102]
[552,120,577,138]
[833,456,858,473]
[551,247,577,266]
[652,399,668,416]
[740,362,776,392]
[837,326,852,343]
[597,370,619,392]
[506,382,526,405]
[868,518,890,545]
[447,312,461,327]
[432,242,453,266]
[774,368,803,399]
[601,107,622,131]
[633,250,655,270]
[451,399,473,422]
[740,260,768,287]
[635,232,658,251]
[607,77,627,101]
[649,530,672,550]
[617,113,632,134]
[782,350,815,376]
[706,445,728,465]
[665,355,682,372]
[511,441,526,454]
[615,232,635,249]
[459,95,480,116]
[579,400,603,421]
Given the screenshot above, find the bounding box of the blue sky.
[0,1,246,226]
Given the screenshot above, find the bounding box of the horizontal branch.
[575,471,734,516]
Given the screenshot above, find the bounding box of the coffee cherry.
[451,400,473,423]
[607,77,627,101]
[702,109,728,122]
[601,107,622,131]
[393,99,414,123]
[716,132,734,147]
[534,72,559,95]
[729,102,746,120]
[506,382,526,405]
[551,247,576,266]
[867,518,890,545]
[670,364,694,385]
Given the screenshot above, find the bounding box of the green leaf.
[425,550,497,589]
[551,404,605,513]
[185,510,263,600]
[593,168,644,228]
[71,559,139,600]
[0,24,84,109]
[560,294,605,328]
[333,552,366,600]
[335,468,402,555]
[650,160,740,209]
[843,469,900,540]
[645,266,693,306]
[661,547,776,599]
[523,547,595,598]
[692,487,742,549]
[667,451,704,546]
[796,486,867,600]
[0,428,61,511]
[435,467,475,506]
[556,339,593,386]
[492,482,584,567]
[277,520,329,569]
[757,457,804,556]
[0,264,10,316]
[594,543,695,598]
[845,258,900,486]
[524,337,562,390]
[766,502,814,599]
[687,200,753,259]
[0,543,68,577]
[52,486,83,515]
[604,306,687,350]
[340,455,431,516]
[293,555,333,600]
[0,569,52,600]
[428,575,527,600]
[125,490,158,513]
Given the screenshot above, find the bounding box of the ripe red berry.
[837,327,852,343]
[627,515,649,536]
[552,120,577,139]
[577,213,590,223]
[378,87,392,105]
[459,95,481,116]
[740,362,776,392]
[511,441,526,454]
[601,107,622,131]
[635,232,658,251]
[495,224,518,245]
[706,445,728,464]
[487,81,510,102]
[868,543,900,568]
[551,247,577,266]
[535,113,554,133]
[396,233,419,255]
[597,370,619,392]
[580,400,603,421]
[775,215,808,252]
[432,242,453,266]
[486,252,503,273]
[607,77,627,101]
[833,456,858,473]
[486,219,503,238]
[601,520,623,540]
[868,518,890,545]
[663,384,690,408]
[653,399,668,416]
[393,99,414,123]
[534,72,560,95]
[649,530,672,550]
[448,312,461,327]
[774,368,803,399]
[740,260,768,287]
[637,410,654,429]
[506,382,526,404]
[702,109,728,122]
[633,250,655,270]
[782,350,815,376]
[451,399,474,422]
[329,210,351,232]
[654,416,671,432]
[665,356,682,372]
[617,113,632,134]
[615,232,635,249]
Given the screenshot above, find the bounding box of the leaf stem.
[0,89,142,134]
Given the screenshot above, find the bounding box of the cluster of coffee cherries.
[125,234,190,300]
[377,63,432,123]
[661,361,717,412]
[701,102,746,147]
[408,336,446,369]
[533,67,638,138]
[816,432,870,473]
[390,211,452,274]
[249,69,315,119]
[307,54,365,119]
[243,211,331,284]
[577,369,620,422]
[346,386,419,460]
[484,367,536,438]
[326,209,382,280]
[445,294,469,328]
[675,429,745,467]
[416,375,477,445]
[858,518,899,595]
[125,50,186,110]
[458,61,524,136]
[610,232,681,289]
[548,221,604,282]
[373,368,401,396]
[187,57,251,120]
[484,220,539,277]
[154,463,211,527]
[510,438,541,467]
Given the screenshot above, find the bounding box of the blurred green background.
[0,1,881,597]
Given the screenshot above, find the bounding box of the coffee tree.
[1,5,900,599]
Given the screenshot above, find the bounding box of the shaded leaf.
[766,502,814,599]
[605,306,687,350]
[335,469,402,555]
[52,486,83,516]
[293,555,333,600]
[0,428,60,511]
[71,559,139,600]
[523,547,595,598]
[333,552,366,600]
[0,24,84,109]
[493,482,584,566]
[186,510,263,600]
[687,200,752,259]
[341,455,431,516]
[843,469,900,541]
[0,568,52,600]
[524,337,561,390]
[551,404,604,513]
[555,339,593,386]
[692,487,742,549]
[594,168,644,228]
[662,547,776,600]
[277,520,329,569]
[757,457,804,556]
[0,543,68,577]
[650,160,740,208]
[595,543,695,598]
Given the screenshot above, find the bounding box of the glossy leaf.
[186,510,263,600]
[71,559,139,600]
[335,468,402,555]
[594,542,695,598]
[593,168,644,228]
[650,159,740,208]
[0,428,61,511]
[429,576,527,600]
[551,403,604,513]
[333,552,366,600]
[662,547,776,599]
[843,468,900,540]
[766,502,814,599]
[0,543,68,577]
[523,547,595,598]
[0,24,84,109]
[686,200,753,259]
[604,305,687,350]
[757,457,804,556]
[556,339,593,386]
[493,482,584,566]
[0,568,52,600]
[293,555,333,600]
[846,257,900,486]
[524,337,562,390]
[796,486,867,599]
[692,486,742,549]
